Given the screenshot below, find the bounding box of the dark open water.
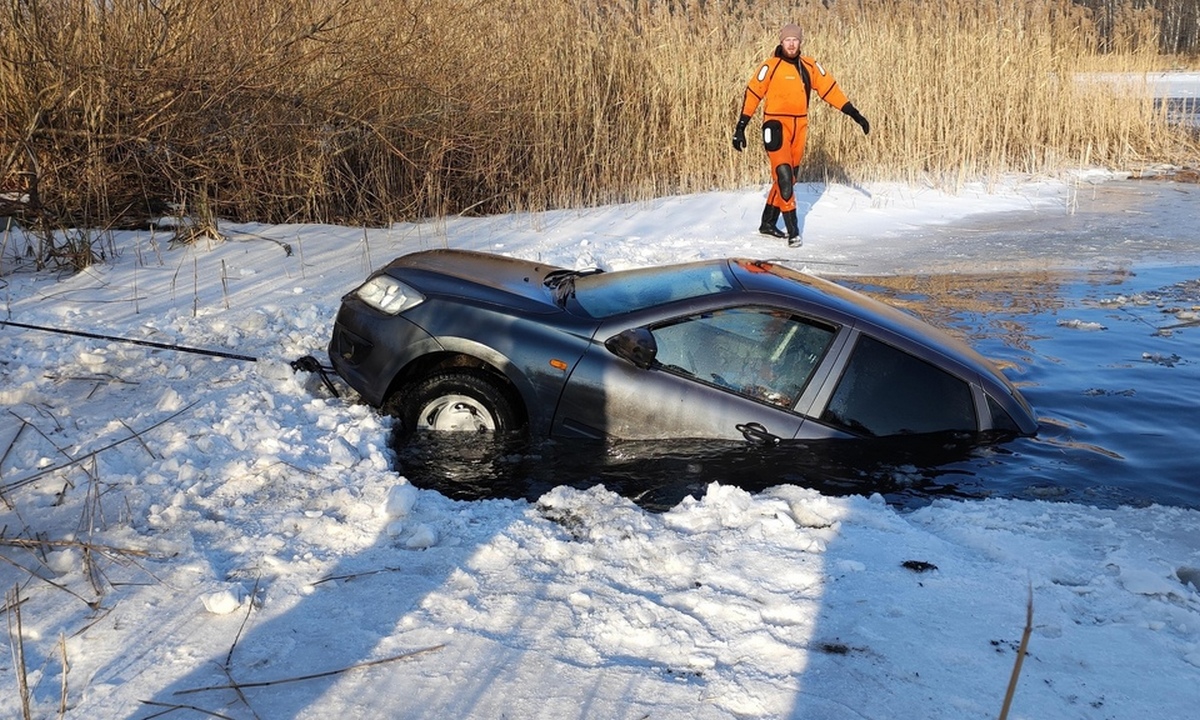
[395,178,1200,511]
[844,264,1200,509]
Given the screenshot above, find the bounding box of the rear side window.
[986,394,1022,434]
[821,335,976,436]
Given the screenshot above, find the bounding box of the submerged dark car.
[328,250,1037,444]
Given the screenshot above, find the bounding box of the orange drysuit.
[740,49,851,213]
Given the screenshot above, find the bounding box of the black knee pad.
[762,120,783,152]
[775,164,795,202]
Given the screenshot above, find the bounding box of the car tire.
[392,371,522,436]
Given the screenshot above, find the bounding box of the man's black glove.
[732,115,751,151]
[842,103,870,135]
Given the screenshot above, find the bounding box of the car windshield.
[570,262,736,318]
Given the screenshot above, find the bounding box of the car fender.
[416,335,559,434]
[359,334,445,406]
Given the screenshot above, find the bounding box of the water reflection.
[841,271,1072,352]
[843,265,1200,510]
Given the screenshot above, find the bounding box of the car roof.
[727,260,1026,391]
[730,259,964,344]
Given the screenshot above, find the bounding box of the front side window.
[821,335,976,436]
[649,307,836,409]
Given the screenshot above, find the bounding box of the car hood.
[382,249,563,313]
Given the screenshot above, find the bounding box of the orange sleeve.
[803,57,850,111]
[740,57,778,118]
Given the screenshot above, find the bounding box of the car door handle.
[736,422,781,446]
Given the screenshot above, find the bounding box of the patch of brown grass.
[0,0,1195,234]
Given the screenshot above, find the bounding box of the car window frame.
[644,304,843,414]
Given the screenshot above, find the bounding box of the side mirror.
[604,328,658,369]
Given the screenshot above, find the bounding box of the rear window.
[573,263,735,318]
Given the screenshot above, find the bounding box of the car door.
[552,306,838,442]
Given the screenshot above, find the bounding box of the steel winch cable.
[1,319,340,396]
[1,319,259,362]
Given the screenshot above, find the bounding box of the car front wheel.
[394,371,521,436]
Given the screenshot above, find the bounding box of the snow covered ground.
[1079,70,1200,99]
[2,170,1200,719]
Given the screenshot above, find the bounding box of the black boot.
[758,205,786,238]
[783,209,801,247]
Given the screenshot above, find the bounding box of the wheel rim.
[416,394,497,432]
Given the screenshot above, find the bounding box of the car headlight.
[353,275,424,315]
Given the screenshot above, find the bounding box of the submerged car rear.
[731,262,1037,436]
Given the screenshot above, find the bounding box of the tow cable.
[1,319,339,397]
[289,355,340,397]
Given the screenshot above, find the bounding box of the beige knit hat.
[779,23,803,44]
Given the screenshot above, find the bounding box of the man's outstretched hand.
[842,103,870,135]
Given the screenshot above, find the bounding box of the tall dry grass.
[0,0,1196,237]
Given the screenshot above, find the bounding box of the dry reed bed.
[1,0,1196,237]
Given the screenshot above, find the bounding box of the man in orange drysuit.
[733,23,870,246]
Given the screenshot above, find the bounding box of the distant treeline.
[1,0,1197,240]
[1074,0,1200,53]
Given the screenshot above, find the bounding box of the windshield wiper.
[544,268,604,306]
